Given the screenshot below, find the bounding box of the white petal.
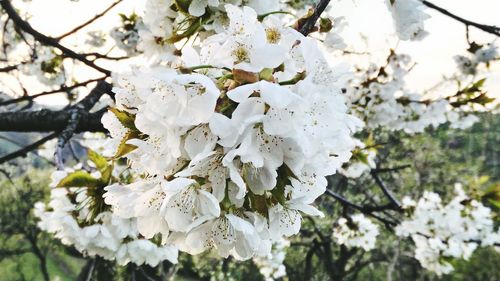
[259,81,299,108]
[197,189,221,218]
[227,83,259,103]
[137,214,169,238]
[189,0,208,17]
[289,202,324,217]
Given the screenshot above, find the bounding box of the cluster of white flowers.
[386,0,429,41]
[455,43,498,75]
[102,4,362,261]
[332,214,379,251]
[339,140,377,178]
[396,185,500,275]
[34,169,178,266]
[21,47,66,86]
[18,0,499,275]
[138,0,281,62]
[348,53,479,133]
[110,13,141,55]
[253,238,289,281]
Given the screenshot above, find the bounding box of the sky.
[1,0,500,105]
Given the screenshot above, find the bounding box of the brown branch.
[0,0,111,75]
[422,1,500,37]
[299,0,331,36]
[56,0,122,40]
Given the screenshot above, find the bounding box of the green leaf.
[109,108,137,130]
[113,131,139,159]
[351,149,369,165]
[56,171,102,188]
[319,18,333,33]
[101,164,114,185]
[259,68,274,81]
[488,199,500,209]
[88,149,108,172]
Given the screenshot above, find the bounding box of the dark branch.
[0,81,112,136]
[53,81,112,168]
[0,77,107,107]
[0,63,19,72]
[423,1,500,37]
[75,80,113,110]
[0,0,111,75]
[56,0,122,40]
[372,164,411,173]
[325,189,399,227]
[55,109,81,169]
[0,132,59,164]
[370,171,402,209]
[299,0,331,36]
[0,108,106,133]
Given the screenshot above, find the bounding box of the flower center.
[266,28,281,44]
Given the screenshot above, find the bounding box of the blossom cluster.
[332,214,380,251]
[102,4,362,261]
[395,185,500,275]
[348,52,481,133]
[138,0,281,62]
[455,43,499,75]
[339,139,377,178]
[386,0,430,41]
[34,169,178,266]
[253,238,289,281]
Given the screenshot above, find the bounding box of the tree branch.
[0,81,112,136]
[325,189,399,227]
[422,1,500,37]
[372,164,411,173]
[56,0,122,40]
[299,0,331,36]
[370,171,402,209]
[0,109,106,132]
[0,77,107,107]
[0,132,59,164]
[0,0,111,75]
[52,81,112,168]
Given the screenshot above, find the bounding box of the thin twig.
[372,164,411,173]
[56,0,122,40]
[0,0,111,75]
[324,189,399,227]
[0,132,59,164]
[370,171,402,209]
[0,76,106,107]
[422,1,500,37]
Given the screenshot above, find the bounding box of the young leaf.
[57,171,102,188]
[114,131,140,159]
[109,108,137,130]
[88,149,108,172]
